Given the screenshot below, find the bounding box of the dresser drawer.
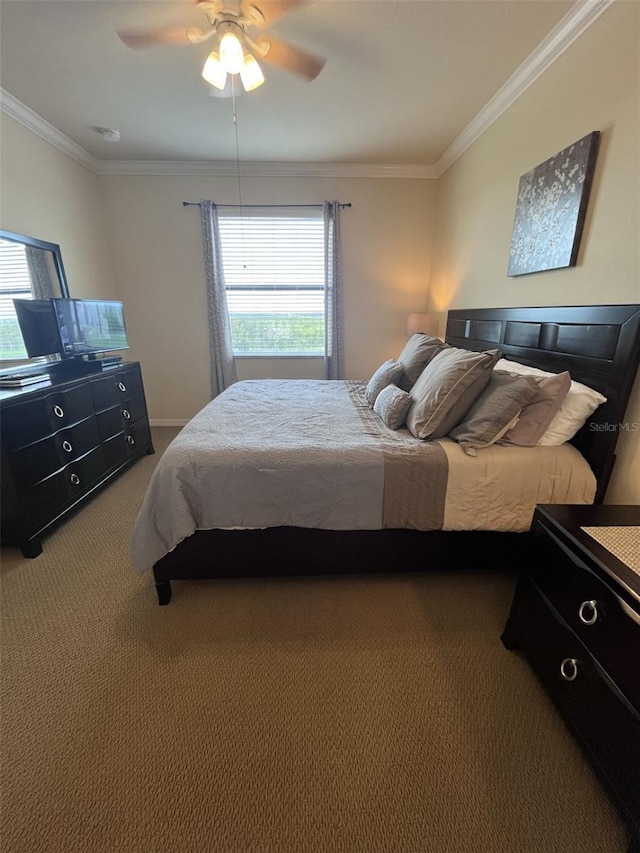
[2,383,94,450]
[513,574,640,817]
[90,366,142,411]
[8,416,101,488]
[23,445,107,528]
[95,394,147,441]
[102,418,151,470]
[532,520,640,710]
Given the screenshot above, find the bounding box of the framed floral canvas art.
[508,131,600,276]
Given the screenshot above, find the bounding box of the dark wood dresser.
[502,504,640,850]
[1,361,153,557]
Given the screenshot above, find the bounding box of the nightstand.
[502,504,640,851]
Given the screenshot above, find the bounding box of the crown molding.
[434,0,616,177]
[0,88,99,174]
[1,0,612,181]
[95,159,437,178]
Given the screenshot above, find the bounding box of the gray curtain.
[323,200,344,379]
[25,247,55,299]
[200,200,237,398]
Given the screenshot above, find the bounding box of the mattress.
[131,379,596,573]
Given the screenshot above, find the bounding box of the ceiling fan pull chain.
[231,80,248,269]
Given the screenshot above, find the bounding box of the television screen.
[13,299,60,358]
[52,298,129,357]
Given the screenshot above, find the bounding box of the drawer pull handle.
[126,435,135,446]
[53,405,64,418]
[62,440,73,453]
[560,658,578,682]
[118,382,126,392]
[122,409,131,419]
[69,473,80,486]
[578,600,599,625]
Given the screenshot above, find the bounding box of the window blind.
[0,239,33,359]
[218,214,325,356]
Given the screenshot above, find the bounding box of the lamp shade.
[202,52,227,89]
[219,30,245,74]
[407,312,436,337]
[240,54,265,91]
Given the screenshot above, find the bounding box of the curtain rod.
[182,201,352,209]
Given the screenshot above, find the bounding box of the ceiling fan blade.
[253,35,325,80]
[240,1,306,28]
[117,27,213,49]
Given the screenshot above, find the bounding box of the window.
[0,239,33,360]
[218,213,325,356]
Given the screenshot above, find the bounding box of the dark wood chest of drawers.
[502,505,640,849]
[1,361,153,556]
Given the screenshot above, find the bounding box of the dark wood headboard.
[445,304,640,503]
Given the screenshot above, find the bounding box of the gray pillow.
[497,371,571,446]
[406,347,502,440]
[365,359,403,406]
[449,372,540,455]
[373,384,412,430]
[397,334,447,392]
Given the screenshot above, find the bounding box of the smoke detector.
[96,127,121,143]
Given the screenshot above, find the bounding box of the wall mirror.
[0,228,70,361]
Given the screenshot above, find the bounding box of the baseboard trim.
[149,419,189,428]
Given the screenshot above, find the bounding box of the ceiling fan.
[117,0,326,94]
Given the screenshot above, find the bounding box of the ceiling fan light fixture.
[117,3,327,86]
[202,51,227,90]
[219,29,245,75]
[240,54,265,92]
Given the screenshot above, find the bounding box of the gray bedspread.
[131,380,448,573]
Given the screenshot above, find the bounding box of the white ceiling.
[0,0,579,167]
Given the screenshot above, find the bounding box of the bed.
[133,304,640,604]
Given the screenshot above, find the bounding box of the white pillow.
[494,358,606,445]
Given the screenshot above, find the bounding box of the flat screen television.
[51,298,129,358]
[13,299,61,358]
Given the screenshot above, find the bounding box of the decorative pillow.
[494,358,607,445]
[498,370,571,446]
[540,390,607,446]
[365,359,403,406]
[373,384,412,430]
[406,347,502,440]
[397,333,447,392]
[449,372,540,455]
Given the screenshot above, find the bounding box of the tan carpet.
[1,427,628,853]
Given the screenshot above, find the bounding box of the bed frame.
[152,304,640,605]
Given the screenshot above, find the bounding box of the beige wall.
[431,2,640,503]
[0,114,117,301]
[98,174,435,422]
